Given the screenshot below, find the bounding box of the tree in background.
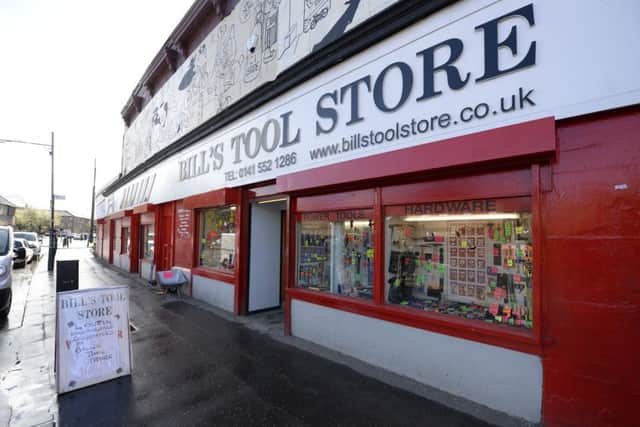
[15,208,60,233]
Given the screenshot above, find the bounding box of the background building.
[13,207,91,235]
[57,210,92,235]
[0,195,16,226]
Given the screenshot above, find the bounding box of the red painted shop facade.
[96,1,640,425]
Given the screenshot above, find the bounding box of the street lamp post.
[0,133,56,272]
[88,158,96,247]
[48,132,56,272]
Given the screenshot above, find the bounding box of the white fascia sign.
[100,0,640,215]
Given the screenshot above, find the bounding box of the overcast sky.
[0,0,194,218]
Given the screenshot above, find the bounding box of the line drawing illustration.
[304,0,331,33]
[313,0,360,52]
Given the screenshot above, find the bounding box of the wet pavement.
[0,251,57,426]
[0,242,494,426]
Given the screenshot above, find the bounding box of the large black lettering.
[280,110,301,147]
[210,143,224,170]
[260,119,281,153]
[244,127,261,159]
[475,4,536,82]
[144,175,155,202]
[340,75,371,125]
[373,62,413,113]
[231,134,244,164]
[315,91,339,136]
[416,38,470,101]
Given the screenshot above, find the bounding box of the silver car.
[13,238,33,267]
[14,231,41,259]
[0,226,13,317]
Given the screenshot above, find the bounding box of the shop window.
[199,206,236,273]
[121,227,130,254]
[385,197,533,329]
[297,210,374,299]
[141,225,154,259]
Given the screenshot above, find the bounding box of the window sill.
[286,288,541,355]
[192,267,236,285]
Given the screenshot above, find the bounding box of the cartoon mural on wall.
[313,0,360,52]
[279,0,300,60]
[304,0,331,33]
[214,24,240,112]
[260,0,281,63]
[178,44,211,133]
[150,100,169,157]
[122,0,399,174]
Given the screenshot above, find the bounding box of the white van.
[0,226,13,317]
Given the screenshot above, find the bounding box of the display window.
[296,209,374,299]
[141,224,154,259]
[384,197,534,329]
[121,227,130,254]
[199,206,236,273]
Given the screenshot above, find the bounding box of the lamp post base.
[47,230,56,272]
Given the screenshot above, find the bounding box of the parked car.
[14,231,41,259]
[13,238,33,267]
[0,226,13,317]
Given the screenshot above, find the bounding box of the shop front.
[134,205,155,280]
[178,188,240,311]
[95,0,639,424]
[281,120,549,420]
[246,196,288,313]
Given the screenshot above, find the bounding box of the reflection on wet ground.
[60,295,490,426]
[0,254,57,427]
[1,246,492,426]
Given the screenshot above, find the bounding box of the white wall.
[111,254,129,271]
[140,260,154,281]
[112,251,127,269]
[192,274,234,312]
[291,299,542,422]
[248,201,284,312]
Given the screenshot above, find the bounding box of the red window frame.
[192,205,239,284]
[295,207,376,299]
[139,223,155,261]
[120,227,130,255]
[183,188,242,285]
[286,166,542,355]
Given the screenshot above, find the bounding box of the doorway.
[247,199,287,313]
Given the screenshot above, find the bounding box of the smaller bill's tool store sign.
[56,286,132,393]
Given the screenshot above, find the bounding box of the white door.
[248,201,285,312]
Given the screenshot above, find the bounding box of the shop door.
[158,205,174,272]
[108,220,115,264]
[248,200,287,312]
[138,224,147,276]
